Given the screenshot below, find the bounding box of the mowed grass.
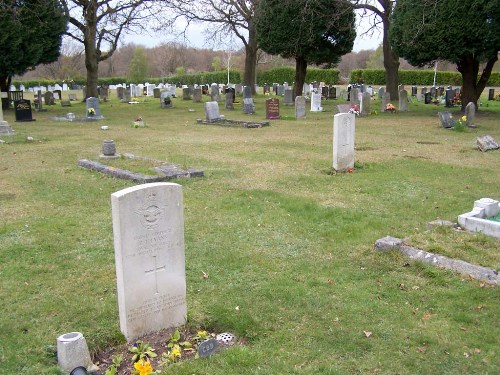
[0,90,499,374]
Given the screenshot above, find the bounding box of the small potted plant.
[385,103,396,113]
[349,104,360,116]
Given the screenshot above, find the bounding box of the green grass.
[0,91,499,374]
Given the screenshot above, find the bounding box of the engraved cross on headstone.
[145,255,166,294]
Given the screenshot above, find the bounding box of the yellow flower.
[461,115,467,122]
[197,330,208,338]
[134,359,153,375]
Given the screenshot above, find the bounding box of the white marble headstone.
[333,113,355,172]
[111,182,187,341]
[310,93,322,112]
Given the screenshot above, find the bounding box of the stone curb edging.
[375,236,499,285]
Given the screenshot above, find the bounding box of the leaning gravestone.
[333,113,355,172]
[265,98,280,119]
[360,92,371,116]
[398,90,408,111]
[111,182,187,341]
[295,96,306,118]
[438,111,454,128]
[476,135,499,152]
[205,101,221,122]
[465,102,476,128]
[14,99,35,122]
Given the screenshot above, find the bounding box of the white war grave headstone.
[0,91,15,135]
[111,182,187,341]
[333,113,355,172]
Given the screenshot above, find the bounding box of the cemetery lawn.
[0,92,499,374]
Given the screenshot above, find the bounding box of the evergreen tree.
[391,0,500,111]
[255,0,356,97]
[0,0,67,109]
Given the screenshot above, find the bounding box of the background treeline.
[13,68,500,88]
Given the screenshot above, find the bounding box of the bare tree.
[63,0,162,98]
[167,0,259,94]
[352,1,399,100]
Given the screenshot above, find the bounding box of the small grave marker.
[438,111,454,128]
[295,96,306,118]
[198,339,218,358]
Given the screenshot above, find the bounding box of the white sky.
[122,12,383,52]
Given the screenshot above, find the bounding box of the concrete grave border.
[78,153,203,183]
[375,236,499,285]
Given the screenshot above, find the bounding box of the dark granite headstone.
[438,111,454,128]
[488,88,495,101]
[424,92,432,104]
[14,99,35,122]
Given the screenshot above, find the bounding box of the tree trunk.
[84,44,99,99]
[83,3,99,99]
[382,19,399,100]
[244,21,258,95]
[294,56,307,98]
[458,54,498,112]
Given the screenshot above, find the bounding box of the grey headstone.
[86,97,102,118]
[382,92,391,111]
[284,89,294,105]
[438,111,454,128]
[378,87,385,99]
[182,87,191,100]
[153,88,161,99]
[161,91,172,109]
[243,98,255,114]
[350,87,359,105]
[225,92,234,110]
[465,102,476,128]
[243,85,252,99]
[398,90,408,111]
[193,88,202,103]
[295,96,306,118]
[360,92,371,116]
[205,101,221,122]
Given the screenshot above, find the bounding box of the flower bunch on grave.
[133,115,145,128]
[133,359,153,375]
[453,115,467,132]
[385,103,396,113]
[495,93,500,101]
[87,107,95,116]
[349,105,360,116]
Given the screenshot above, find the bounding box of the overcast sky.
[122,12,383,53]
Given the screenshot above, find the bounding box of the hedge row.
[257,67,340,85]
[12,69,499,89]
[350,69,500,86]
